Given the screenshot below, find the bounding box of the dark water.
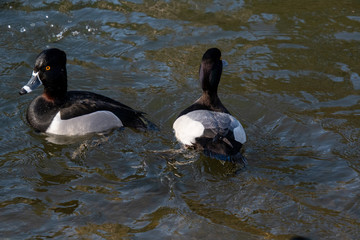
[1,0,360,239]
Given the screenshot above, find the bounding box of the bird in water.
[19,48,157,136]
[173,48,247,165]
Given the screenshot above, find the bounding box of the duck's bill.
[19,71,42,95]
[222,60,229,68]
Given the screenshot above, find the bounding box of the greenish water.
[1,0,360,239]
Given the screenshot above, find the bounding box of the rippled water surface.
[1,0,360,239]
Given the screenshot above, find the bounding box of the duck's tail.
[203,149,247,166]
[138,114,159,131]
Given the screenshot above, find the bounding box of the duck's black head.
[199,48,223,95]
[20,48,67,101]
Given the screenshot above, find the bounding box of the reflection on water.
[1,0,360,239]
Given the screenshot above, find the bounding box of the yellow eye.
[46,66,50,71]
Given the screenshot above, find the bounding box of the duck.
[173,48,247,164]
[19,48,156,136]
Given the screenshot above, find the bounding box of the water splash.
[55,27,68,41]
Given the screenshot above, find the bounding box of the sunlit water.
[1,1,360,239]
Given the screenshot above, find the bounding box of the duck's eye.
[45,66,50,71]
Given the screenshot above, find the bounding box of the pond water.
[1,0,360,239]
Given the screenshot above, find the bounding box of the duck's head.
[199,48,227,95]
[19,48,67,100]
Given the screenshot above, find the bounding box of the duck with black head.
[173,48,247,165]
[20,48,157,136]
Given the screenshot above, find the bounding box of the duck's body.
[26,91,151,135]
[173,48,246,163]
[20,48,155,136]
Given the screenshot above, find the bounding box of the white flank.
[227,113,246,144]
[173,114,205,145]
[233,123,246,144]
[46,111,123,136]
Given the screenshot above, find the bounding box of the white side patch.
[233,124,246,144]
[228,115,246,144]
[46,111,123,136]
[173,114,204,145]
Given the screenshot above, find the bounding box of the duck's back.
[62,91,146,126]
[173,110,246,145]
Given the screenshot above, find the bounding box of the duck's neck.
[201,89,218,103]
[197,91,229,113]
[43,84,67,105]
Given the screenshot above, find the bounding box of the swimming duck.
[173,48,246,164]
[19,48,156,136]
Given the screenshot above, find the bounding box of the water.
[1,0,360,239]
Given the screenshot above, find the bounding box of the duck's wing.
[59,91,155,129]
